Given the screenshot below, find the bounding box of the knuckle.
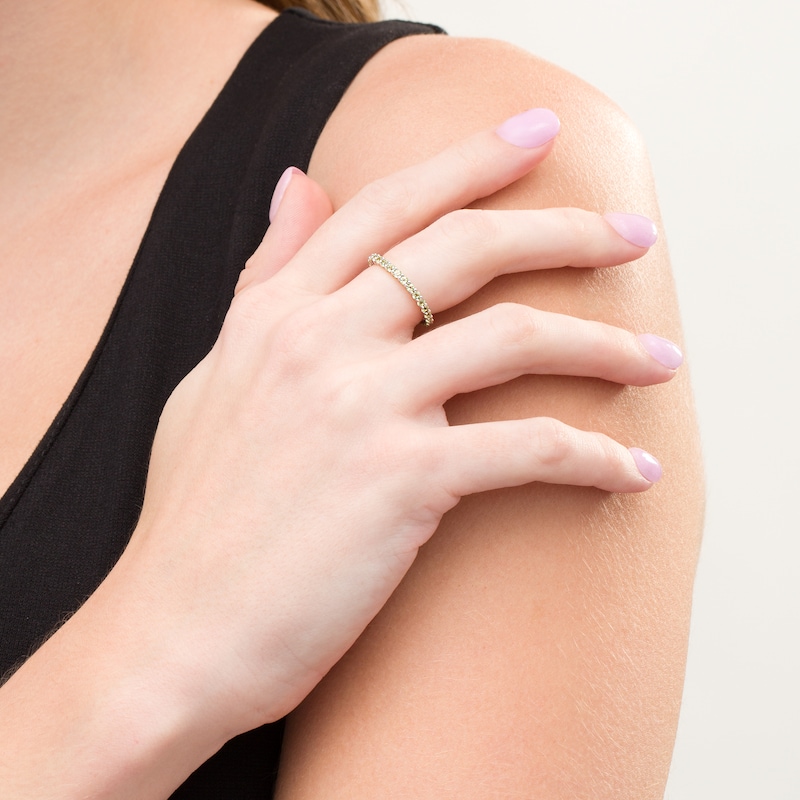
[356,175,417,223]
[600,325,635,373]
[590,322,649,383]
[222,287,268,338]
[222,287,359,396]
[488,302,542,349]
[323,365,375,420]
[451,136,487,179]
[531,417,574,467]
[224,280,297,335]
[434,208,500,249]
[551,207,594,253]
[596,431,626,468]
[557,207,615,264]
[590,430,629,477]
[556,206,592,234]
[263,304,330,374]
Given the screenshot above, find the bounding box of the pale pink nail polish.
[604,212,658,248]
[629,448,663,483]
[638,334,684,370]
[495,108,560,148]
[269,166,302,223]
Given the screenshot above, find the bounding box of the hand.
[122,110,680,739]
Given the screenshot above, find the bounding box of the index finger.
[273,108,560,296]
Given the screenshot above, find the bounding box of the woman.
[0,0,704,797]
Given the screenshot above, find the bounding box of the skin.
[0,0,275,496]
[0,1,704,797]
[278,33,704,800]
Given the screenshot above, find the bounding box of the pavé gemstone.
[368,253,434,326]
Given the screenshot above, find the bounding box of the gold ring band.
[368,253,434,326]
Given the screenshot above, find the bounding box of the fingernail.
[638,334,684,369]
[495,108,560,148]
[629,448,663,483]
[604,212,658,248]
[269,166,302,223]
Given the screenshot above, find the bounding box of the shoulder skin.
[281,34,704,800]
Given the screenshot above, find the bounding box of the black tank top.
[0,9,441,796]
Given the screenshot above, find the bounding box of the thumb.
[236,167,334,293]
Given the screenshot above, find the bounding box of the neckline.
[0,10,292,526]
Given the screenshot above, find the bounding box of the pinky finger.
[440,417,661,497]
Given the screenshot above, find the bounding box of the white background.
[383,0,800,796]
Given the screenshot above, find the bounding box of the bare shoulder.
[309,32,668,331]
[280,32,704,800]
[310,32,675,369]
[309,33,650,214]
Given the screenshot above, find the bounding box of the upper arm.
[277,35,704,799]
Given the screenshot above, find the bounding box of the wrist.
[0,555,229,798]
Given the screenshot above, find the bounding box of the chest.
[0,167,169,499]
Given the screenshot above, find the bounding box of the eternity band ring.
[368,253,434,327]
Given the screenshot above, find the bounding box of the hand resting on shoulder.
[0,113,681,799]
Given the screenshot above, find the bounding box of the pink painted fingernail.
[604,212,658,248]
[269,166,303,223]
[638,334,684,370]
[495,108,560,148]
[629,448,663,483]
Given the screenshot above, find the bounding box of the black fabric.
[0,9,442,796]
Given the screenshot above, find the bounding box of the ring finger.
[334,207,655,336]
